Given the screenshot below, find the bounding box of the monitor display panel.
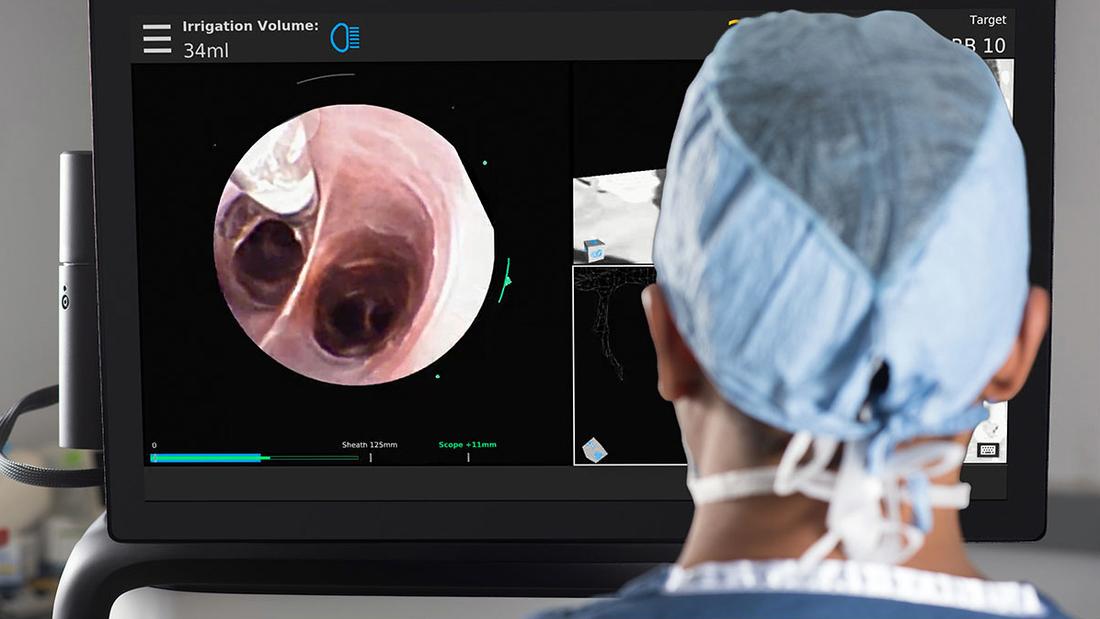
[90,1,1053,542]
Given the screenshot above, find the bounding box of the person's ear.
[981,286,1050,402]
[641,284,704,401]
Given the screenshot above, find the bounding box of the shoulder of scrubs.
[529,562,1076,619]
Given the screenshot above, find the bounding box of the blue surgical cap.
[654,10,1029,468]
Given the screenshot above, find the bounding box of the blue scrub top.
[532,564,1074,619]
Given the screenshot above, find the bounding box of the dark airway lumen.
[232,219,305,305]
[311,248,424,359]
[329,296,395,343]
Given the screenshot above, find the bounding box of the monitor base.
[54,513,669,619]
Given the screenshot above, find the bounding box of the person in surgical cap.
[536,10,1072,619]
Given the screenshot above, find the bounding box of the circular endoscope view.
[213,104,495,386]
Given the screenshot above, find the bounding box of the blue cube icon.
[582,437,608,463]
[583,239,606,263]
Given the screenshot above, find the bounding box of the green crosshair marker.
[498,257,512,303]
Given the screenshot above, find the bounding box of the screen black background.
[132,55,1019,489]
[88,0,1047,545]
[133,60,701,465]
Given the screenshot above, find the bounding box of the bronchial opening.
[312,241,427,359]
[232,219,305,306]
[328,295,395,347]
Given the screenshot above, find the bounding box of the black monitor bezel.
[91,0,1054,543]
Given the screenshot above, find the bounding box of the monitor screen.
[93,2,1051,541]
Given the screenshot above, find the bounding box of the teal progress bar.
[150,453,262,463]
[149,453,361,463]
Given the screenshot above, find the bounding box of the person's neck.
[677,479,982,578]
[675,403,981,577]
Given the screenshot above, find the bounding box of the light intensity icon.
[330,22,361,53]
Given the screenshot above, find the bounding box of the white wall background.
[0,0,91,450]
[1049,0,1100,494]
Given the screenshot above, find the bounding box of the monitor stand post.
[58,151,102,452]
[54,513,671,619]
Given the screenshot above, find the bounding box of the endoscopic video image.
[213,105,495,386]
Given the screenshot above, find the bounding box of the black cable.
[0,385,103,488]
